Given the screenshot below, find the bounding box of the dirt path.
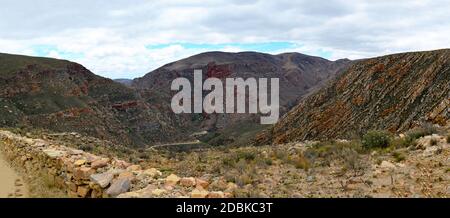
[0,151,27,198]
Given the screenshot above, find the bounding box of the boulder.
[207,191,225,198]
[180,177,196,187]
[91,158,109,169]
[118,171,135,181]
[77,186,90,198]
[106,178,131,197]
[74,159,87,166]
[142,168,162,178]
[165,174,180,186]
[90,172,114,188]
[191,189,209,198]
[196,178,209,189]
[416,134,443,149]
[43,149,66,159]
[423,146,440,157]
[74,167,95,180]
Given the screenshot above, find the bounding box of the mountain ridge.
[256,49,450,145]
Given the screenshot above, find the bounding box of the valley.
[0,49,448,198]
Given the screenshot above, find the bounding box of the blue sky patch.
[146,42,299,53]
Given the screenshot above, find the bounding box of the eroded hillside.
[257,49,450,145]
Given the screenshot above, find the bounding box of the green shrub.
[392,151,406,162]
[362,130,391,149]
[236,150,256,161]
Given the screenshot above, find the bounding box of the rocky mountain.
[0,53,188,147]
[0,51,352,147]
[132,51,352,145]
[257,49,450,145]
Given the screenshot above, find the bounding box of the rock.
[43,149,66,159]
[118,171,135,181]
[74,159,87,166]
[91,189,103,198]
[142,168,162,178]
[106,178,131,197]
[191,189,209,198]
[91,158,109,169]
[225,182,238,192]
[207,191,225,198]
[224,192,234,198]
[423,146,439,157]
[113,159,132,169]
[196,178,209,189]
[68,149,84,155]
[66,182,78,192]
[380,161,396,169]
[127,165,142,172]
[107,168,126,176]
[74,167,95,180]
[77,186,90,198]
[416,134,442,149]
[306,175,315,182]
[90,172,114,188]
[258,192,270,198]
[164,184,174,191]
[152,189,167,196]
[180,177,196,187]
[117,192,141,198]
[292,193,303,198]
[165,174,180,186]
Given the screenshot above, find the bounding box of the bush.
[406,124,437,140]
[290,154,310,170]
[392,151,406,162]
[362,130,391,149]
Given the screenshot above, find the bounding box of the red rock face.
[112,101,139,111]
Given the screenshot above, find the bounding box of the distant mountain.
[132,51,352,145]
[256,49,450,145]
[0,53,188,146]
[114,79,133,87]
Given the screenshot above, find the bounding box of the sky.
[0,0,449,79]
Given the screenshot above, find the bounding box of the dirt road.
[0,151,27,198]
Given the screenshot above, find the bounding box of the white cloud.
[0,0,449,78]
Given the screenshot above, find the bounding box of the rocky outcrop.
[258,49,450,144]
[0,129,230,198]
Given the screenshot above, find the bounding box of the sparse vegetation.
[362,130,391,149]
[406,124,438,140]
[390,136,416,148]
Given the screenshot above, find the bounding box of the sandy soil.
[0,151,27,198]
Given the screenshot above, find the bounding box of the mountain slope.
[132,51,352,145]
[0,53,186,147]
[257,49,450,145]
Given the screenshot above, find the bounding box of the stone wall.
[0,130,230,198]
